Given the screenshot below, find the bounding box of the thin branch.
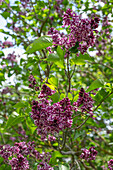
[39,0,51,36]
[93,91,113,111]
[70,64,76,78]
[92,62,113,71]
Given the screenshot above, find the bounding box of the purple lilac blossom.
[38,84,55,98]
[1,87,12,95]
[108,159,113,170]
[2,51,17,67]
[31,85,73,140]
[28,75,39,90]
[0,141,53,170]
[80,146,98,161]
[2,41,13,48]
[48,8,100,56]
[73,88,94,117]
[37,162,54,170]
[9,154,29,170]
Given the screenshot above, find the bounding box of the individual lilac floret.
[80,146,97,161]
[9,154,29,170]
[73,88,94,117]
[108,159,113,170]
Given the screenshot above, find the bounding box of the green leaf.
[26,36,53,54]
[86,79,104,92]
[0,157,4,164]
[69,42,79,53]
[55,60,64,68]
[94,88,109,105]
[0,51,4,57]
[5,112,25,129]
[57,46,64,59]
[71,53,94,65]
[62,0,68,5]
[74,130,85,140]
[47,53,60,62]
[48,76,58,87]
[50,151,63,165]
[51,92,60,103]
[78,53,94,61]
[0,164,11,170]
[1,12,10,19]
[14,101,27,108]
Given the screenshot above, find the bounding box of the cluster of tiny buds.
[80,146,98,161]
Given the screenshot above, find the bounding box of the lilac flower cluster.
[18,126,28,140]
[38,84,55,98]
[28,75,39,91]
[108,159,113,170]
[73,88,94,117]
[101,165,108,170]
[1,87,12,95]
[9,154,29,170]
[48,9,100,56]
[0,141,53,170]
[31,85,73,140]
[0,41,13,48]
[2,51,17,67]
[80,146,98,161]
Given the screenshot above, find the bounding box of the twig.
[93,91,113,111]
